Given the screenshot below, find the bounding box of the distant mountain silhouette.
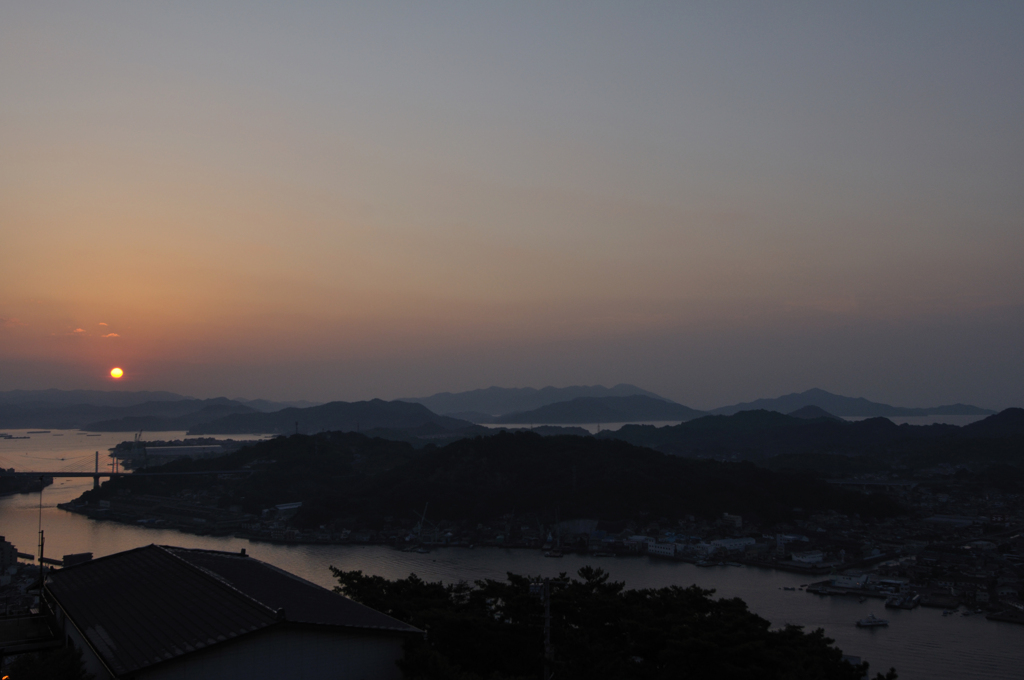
[0,397,254,430]
[604,407,1024,460]
[187,399,477,435]
[0,388,190,408]
[83,402,259,432]
[399,384,669,416]
[710,388,994,417]
[444,411,502,424]
[787,405,842,421]
[493,395,704,425]
[232,398,324,412]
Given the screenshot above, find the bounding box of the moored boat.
[856,614,889,628]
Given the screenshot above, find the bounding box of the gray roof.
[46,544,419,677]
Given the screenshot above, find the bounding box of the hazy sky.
[2,2,1022,409]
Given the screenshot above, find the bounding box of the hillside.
[84,430,900,528]
[493,395,704,424]
[603,408,1024,461]
[0,388,190,407]
[710,388,994,417]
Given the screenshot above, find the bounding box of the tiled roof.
[46,545,418,677]
[164,546,419,632]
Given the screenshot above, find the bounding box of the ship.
[856,614,889,628]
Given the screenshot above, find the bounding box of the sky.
[2,2,1023,410]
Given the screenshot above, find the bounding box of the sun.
[110,367,124,379]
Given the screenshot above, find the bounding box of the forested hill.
[86,430,899,528]
[602,408,1024,459]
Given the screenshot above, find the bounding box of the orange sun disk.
[110,367,124,379]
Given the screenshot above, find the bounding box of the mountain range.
[186,400,478,436]
[399,384,668,416]
[490,395,704,425]
[708,388,994,417]
[603,407,1024,460]
[0,386,999,433]
[0,397,256,431]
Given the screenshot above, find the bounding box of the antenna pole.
[38,477,45,591]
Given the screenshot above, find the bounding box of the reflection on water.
[1,431,1019,680]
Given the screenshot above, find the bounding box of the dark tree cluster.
[332,566,897,680]
[82,430,899,529]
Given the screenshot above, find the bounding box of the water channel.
[1,429,1020,680]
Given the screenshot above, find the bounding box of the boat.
[783,586,796,591]
[544,550,563,558]
[856,614,889,628]
[695,560,714,567]
[942,609,956,617]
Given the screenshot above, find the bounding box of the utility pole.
[530,577,554,680]
[543,578,552,680]
[94,451,99,490]
[38,477,45,591]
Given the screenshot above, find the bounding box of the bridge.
[3,471,249,478]
[0,469,252,491]
[1,450,249,489]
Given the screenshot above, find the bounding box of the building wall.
[710,538,755,552]
[140,627,407,680]
[52,604,115,680]
[0,537,17,570]
[647,542,676,557]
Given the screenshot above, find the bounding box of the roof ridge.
[52,543,157,572]
[155,546,281,617]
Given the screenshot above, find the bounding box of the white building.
[832,574,869,589]
[647,542,677,558]
[45,544,420,680]
[791,550,824,564]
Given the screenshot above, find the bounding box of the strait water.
[1,430,1020,680]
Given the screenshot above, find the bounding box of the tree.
[7,646,93,680]
[332,565,897,680]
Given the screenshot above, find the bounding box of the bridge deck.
[0,470,250,478]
